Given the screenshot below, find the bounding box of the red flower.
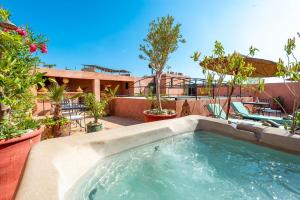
[16,28,27,36]
[40,44,48,53]
[3,28,9,32]
[29,44,37,53]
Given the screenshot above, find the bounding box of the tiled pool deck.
[71,116,142,135]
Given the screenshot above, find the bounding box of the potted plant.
[41,81,83,139]
[0,8,47,200]
[85,93,107,133]
[139,15,185,122]
[45,82,70,137]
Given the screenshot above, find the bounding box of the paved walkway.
[71,116,142,135]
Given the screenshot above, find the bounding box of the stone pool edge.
[15,115,300,200]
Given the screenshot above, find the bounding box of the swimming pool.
[68,131,300,200]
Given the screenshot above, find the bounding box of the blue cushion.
[207,104,227,119]
[231,102,250,116]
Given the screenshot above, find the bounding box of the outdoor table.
[261,108,282,117]
[61,104,86,111]
[61,104,86,129]
[242,102,270,115]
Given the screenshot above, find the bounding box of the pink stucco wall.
[112,97,254,121]
[196,82,299,113]
[36,68,300,115]
[112,97,175,121]
[256,82,300,113]
[133,73,190,96]
[133,77,154,95]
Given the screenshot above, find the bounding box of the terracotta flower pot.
[143,110,177,122]
[52,123,70,137]
[0,128,42,200]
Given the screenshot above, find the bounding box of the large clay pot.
[0,129,42,200]
[143,110,177,122]
[52,123,70,137]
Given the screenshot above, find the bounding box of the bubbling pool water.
[69,131,300,200]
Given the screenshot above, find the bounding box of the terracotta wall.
[112,96,253,121]
[35,99,52,116]
[165,88,186,96]
[64,79,93,93]
[197,85,253,97]
[133,77,154,95]
[100,80,133,96]
[112,97,175,121]
[133,74,190,96]
[174,97,254,117]
[256,82,300,113]
[196,82,300,113]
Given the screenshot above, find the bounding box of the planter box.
[143,110,177,122]
[87,123,103,133]
[0,129,42,200]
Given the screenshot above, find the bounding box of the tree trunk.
[226,86,235,120]
[155,73,162,111]
[291,98,299,134]
[53,103,62,120]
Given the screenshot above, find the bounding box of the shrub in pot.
[143,90,176,122]
[0,8,47,200]
[139,15,185,122]
[41,82,71,138]
[85,93,107,133]
[41,117,70,139]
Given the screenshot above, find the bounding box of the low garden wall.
[112,96,254,121]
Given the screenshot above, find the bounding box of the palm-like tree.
[48,83,65,120]
[85,93,107,124]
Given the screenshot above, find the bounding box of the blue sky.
[2,0,300,79]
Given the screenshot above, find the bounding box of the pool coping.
[15,115,300,200]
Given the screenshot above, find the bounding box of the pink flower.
[20,29,27,36]
[3,28,9,32]
[16,28,27,36]
[29,44,37,53]
[40,44,48,54]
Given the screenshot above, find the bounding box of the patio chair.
[231,102,290,125]
[207,104,262,126]
[61,100,86,132]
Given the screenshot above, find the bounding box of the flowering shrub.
[0,8,47,139]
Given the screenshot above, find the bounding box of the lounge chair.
[231,102,290,125]
[207,104,262,126]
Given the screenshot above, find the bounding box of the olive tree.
[192,41,258,119]
[276,34,300,132]
[139,15,185,112]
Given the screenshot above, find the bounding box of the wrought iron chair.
[61,98,86,133]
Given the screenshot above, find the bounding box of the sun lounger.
[231,102,291,125]
[207,104,262,126]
